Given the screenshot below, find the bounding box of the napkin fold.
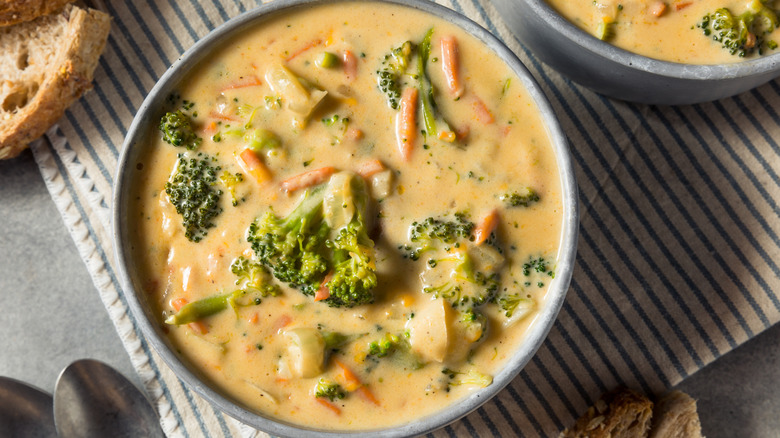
[32,0,780,436]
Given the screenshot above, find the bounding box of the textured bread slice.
[0,0,73,27]
[561,387,654,438]
[649,391,704,438]
[0,4,110,159]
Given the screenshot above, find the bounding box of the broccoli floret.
[230,256,280,297]
[497,293,535,319]
[367,332,402,357]
[247,187,330,295]
[522,256,555,288]
[699,2,780,57]
[377,41,414,109]
[405,213,474,260]
[164,154,223,242]
[501,188,540,208]
[246,173,377,307]
[314,379,346,401]
[159,110,202,150]
[422,246,500,308]
[219,171,244,206]
[441,367,493,391]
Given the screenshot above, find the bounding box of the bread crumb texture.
[0,4,110,159]
[561,387,654,438]
[0,0,72,27]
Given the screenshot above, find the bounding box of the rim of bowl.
[524,0,780,79]
[112,0,579,436]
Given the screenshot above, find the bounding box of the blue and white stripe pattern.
[31,0,780,436]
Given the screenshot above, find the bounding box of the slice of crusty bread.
[561,387,654,438]
[0,0,73,27]
[0,4,110,159]
[649,391,704,438]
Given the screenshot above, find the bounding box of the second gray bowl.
[492,0,780,105]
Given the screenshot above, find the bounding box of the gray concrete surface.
[1,147,778,437]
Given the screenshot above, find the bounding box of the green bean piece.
[165,292,232,325]
[316,51,339,68]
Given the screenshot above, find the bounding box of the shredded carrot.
[473,209,499,245]
[204,121,218,134]
[440,36,463,98]
[396,87,418,161]
[316,397,342,415]
[286,38,322,61]
[332,359,379,405]
[237,148,272,184]
[471,96,494,125]
[650,1,666,17]
[315,272,333,301]
[280,166,336,193]
[674,1,692,10]
[209,111,241,122]
[355,386,380,406]
[356,159,386,178]
[272,314,292,333]
[342,50,357,81]
[334,358,362,390]
[171,298,209,335]
[248,312,259,324]
[221,75,262,91]
[346,127,364,141]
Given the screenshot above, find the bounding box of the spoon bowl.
[53,359,163,438]
[0,376,56,438]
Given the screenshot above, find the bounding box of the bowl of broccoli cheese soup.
[493,0,780,104]
[113,0,578,435]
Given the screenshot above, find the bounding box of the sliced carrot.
[221,75,262,91]
[237,148,272,184]
[314,272,333,301]
[342,50,357,81]
[315,397,342,415]
[473,209,499,245]
[286,38,323,61]
[171,298,209,335]
[280,166,336,193]
[396,87,418,161]
[650,1,666,17]
[471,96,494,125]
[440,36,463,98]
[356,159,386,178]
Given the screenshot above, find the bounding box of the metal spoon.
[54,359,164,438]
[0,376,57,438]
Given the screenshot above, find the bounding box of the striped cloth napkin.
[31,0,780,436]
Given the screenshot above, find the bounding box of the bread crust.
[0,0,73,27]
[561,387,654,438]
[0,5,110,159]
[649,391,704,438]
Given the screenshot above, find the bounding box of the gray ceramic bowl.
[113,0,579,436]
[492,0,780,105]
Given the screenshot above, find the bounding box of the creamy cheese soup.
[129,2,563,430]
[546,0,780,64]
